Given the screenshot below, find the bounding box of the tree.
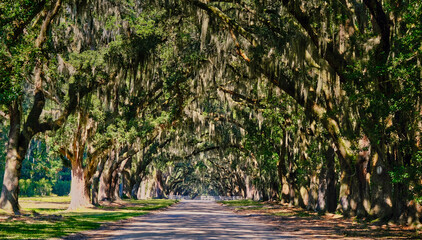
[0,0,420,225]
[185,0,421,221]
[0,0,64,214]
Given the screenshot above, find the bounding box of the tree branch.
[218,86,265,108]
[37,76,107,133]
[0,111,8,120]
[6,0,47,43]
[362,0,391,54]
[34,0,62,91]
[281,0,348,82]
[186,0,257,47]
[85,140,113,182]
[59,147,74,162]
[21,0,63,141]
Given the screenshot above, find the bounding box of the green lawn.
[0,197,177,239]
[234,206,269,211]
[220,199,321,218]
[20,196,71,203]
[270,211,315,218]
[218,199,264,207]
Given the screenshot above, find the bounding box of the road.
[70,200,296,239]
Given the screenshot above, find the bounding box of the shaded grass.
[218,199,263,206]
[124,205,169,211]
[0,197,177,239]
[26,208,64,214]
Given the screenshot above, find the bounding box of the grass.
[234,206,269,211]
[0,212,145,239]
[218,199,264,207]
[20,196,71,203]
[270,211,314,218]
[124,199,176,205]
[0,197,177,239]
[220,200,317,218]
[26,208,64,214]
[270,211,295,217]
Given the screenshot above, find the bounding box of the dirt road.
[68,200,297,239]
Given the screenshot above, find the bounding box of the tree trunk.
[130,167,144,199]
[121,157,132,199]
[91,157,107,205]
[99,150,114,201]
[154,170,164,198]
[317,145,337,213]
[337,164,366,217]
[68,163,91,210]
[129,172,137,199]
[112,157,131,200]
[0,101,23,214]
[369,149,393,219]
[326,146,337,213]
[317,162,328,212]
[277,134,288,203]
[287,150,297,206]
[131,181,141,199]
[109,169,120,201]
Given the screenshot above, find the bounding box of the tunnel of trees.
[0,0,421,225]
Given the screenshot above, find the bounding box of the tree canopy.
[0,0,421,225]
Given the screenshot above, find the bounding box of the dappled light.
[0,0,421,239]
[65,201,292,239]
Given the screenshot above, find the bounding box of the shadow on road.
[68,200,296,239]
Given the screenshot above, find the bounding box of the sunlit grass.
[0,209,9,215]
[270,211,295,217]
[124,199,177,205]
[124,205,169,211]
[270,211,315,217]
[0,211,146,239]
[221,200,317,219]
[20,196,71,203]
[235,206,269,211]
[218,199,263,206]
[0,197,177,239]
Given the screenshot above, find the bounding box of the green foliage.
[219,200,263,206]
[19,178,53,197]
[52,180,71,196]
[0,121,8,187]
[0,0,42,104]
[389,150,422,203]
[17,138,69,197]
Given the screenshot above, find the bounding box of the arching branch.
[218,86,265,108]
[280,0,348,82]
[362,0,391,54]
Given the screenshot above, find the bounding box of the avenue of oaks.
[0,0,421,226]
